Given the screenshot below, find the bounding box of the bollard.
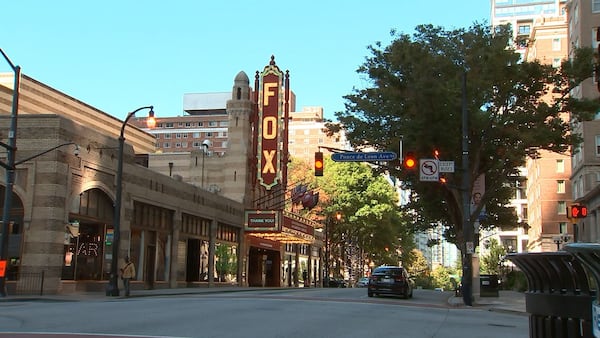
[507,251,595,338]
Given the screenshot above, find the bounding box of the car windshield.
[373,267,402,275]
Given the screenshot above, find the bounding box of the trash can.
[480,274,499,297]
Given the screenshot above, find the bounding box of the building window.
[182,142,188,148]
[176,143,182,148]
[593,0,600,13]
[178,122,184,127]
[164,133,171,139]
[552,58,561,68]
[165,123,174,128]
[552,38,561,51]
[193,132,200,138]
[163,142,170,148]
[176,133,182,139]
[559,222,567,234]
[220,121,229,127]
[596,135,600,156]
[518,25,530,35]
[206,132,213,137]
[183,133,188,138]
[198,122,204,127]
[185,122,192,127]
[557,180,565,194]
[557,201,566,215]
[209,121,217,127]
[556,159,564,173]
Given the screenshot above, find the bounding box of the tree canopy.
[287,157,415,276]
[331,23,600,249]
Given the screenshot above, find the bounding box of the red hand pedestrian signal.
[570,205,588,218]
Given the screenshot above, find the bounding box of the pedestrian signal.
[570,205,588,218]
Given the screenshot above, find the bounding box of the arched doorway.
[0,185,25,280]
[63,188,114,281]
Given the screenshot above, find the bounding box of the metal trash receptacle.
[480,274,499,297]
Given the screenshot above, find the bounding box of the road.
[0,288,528,338]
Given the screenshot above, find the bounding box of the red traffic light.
[403,151,417,170]
[570,205,588,218]
[314,152,324,176]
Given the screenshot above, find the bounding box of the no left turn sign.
[420,159,439,181]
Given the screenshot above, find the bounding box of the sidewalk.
[447,290,526,314]
[0,286,287,302]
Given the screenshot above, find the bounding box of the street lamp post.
[201,139,211,189]
[106,106,155,297]
[0,48,20,297]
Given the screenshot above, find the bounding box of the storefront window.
[215,243,237,283]
[62,222,105,280]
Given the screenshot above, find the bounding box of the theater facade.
[0,57,322,294]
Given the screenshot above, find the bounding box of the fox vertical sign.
[257,57,284,190]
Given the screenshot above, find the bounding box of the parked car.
[325,278,347,288]
[367,266,414,299]
[356,277,369,287]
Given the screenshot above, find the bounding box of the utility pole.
[461,71,473,306]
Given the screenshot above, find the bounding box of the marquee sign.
[244,210,317,244]
[257,59,283,190]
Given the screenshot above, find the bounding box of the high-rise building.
[491,0,569,252]
[566,0,600,243]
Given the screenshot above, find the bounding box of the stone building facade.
[0,74,246,294]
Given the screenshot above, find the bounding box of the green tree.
[480,238,506,275]
[431,265,455,290]
[320,160,415,271]
[330,23,600,251]
[405,249,431,289]
[287,156,416,277]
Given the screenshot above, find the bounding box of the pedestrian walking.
[120,256,136,297]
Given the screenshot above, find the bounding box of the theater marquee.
[245,210,317,244]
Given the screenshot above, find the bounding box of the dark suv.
[368,266,413,299]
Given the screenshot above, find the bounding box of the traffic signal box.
[403,151,417,170]
[570,205,588,219]
[314,151,324,176]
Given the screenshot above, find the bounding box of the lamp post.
[0,48,20,297]
[201,139,211,188]
[106,106,155,297]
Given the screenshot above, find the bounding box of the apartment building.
[523,6,574,252]
[132,95,348,165]
[490,0,570,253]
[567,0,600,243]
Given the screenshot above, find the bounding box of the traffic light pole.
[461,71,473,306]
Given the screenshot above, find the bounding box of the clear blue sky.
[1,1,490,121]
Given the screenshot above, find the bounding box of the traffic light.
[314,151,324,176]
[403,151,417,170]
[439,174,447,184]
[570,205,588,218]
